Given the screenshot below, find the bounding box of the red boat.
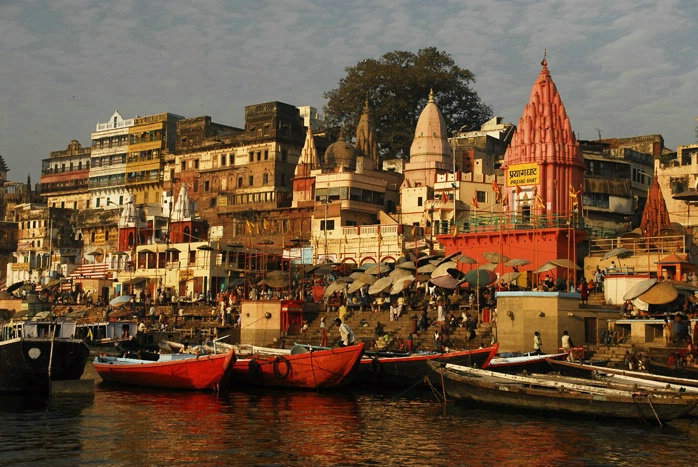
[231,342,364,389]
[356,344,498,387]
[93,349,236,390]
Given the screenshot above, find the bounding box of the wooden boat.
[0,319,90,393]
[356,344,498,387]
[548,359,698,388]
[231,342,364,389]
[0,337,90,393]
[484,351,568,374]
[93,349,236,390]
[644,359,698,381]
[428,362,698,424]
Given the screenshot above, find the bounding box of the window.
[321,220,335,231]
[181,161,186,171]
[263,173,268,185]
[417,196,423,207]
[193,181,199,192]
[204,180,210,192]
[238,177,243,188]
[248,175,254,186]
[221,155,226,166]
[96,198,101,208]
[476,190,486,203]
[249,152,254,163]
[256,151,261,161]
[264,150,269,160]
[229,154,234,165]
[194,159,199,169]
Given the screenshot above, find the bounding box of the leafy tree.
[323,47,493,160]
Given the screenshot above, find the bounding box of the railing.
[588,234,687,257]
[453,212,585,234]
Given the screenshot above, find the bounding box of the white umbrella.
[390,275,415,295]
[347,280,366,294]
[622,278,657,301]
[349,272,377,285]
[368,276,394,295]
[505,258,531,267]
[364,263,390,275]
[499,272,521,284]
[390,267,413,279]
[324,281,348,298]
[431,261,458,279]
[109,295,132,307]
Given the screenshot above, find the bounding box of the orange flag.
[472,195,480,209]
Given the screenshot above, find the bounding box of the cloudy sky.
[1,0,697,182]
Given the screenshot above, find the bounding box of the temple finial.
[428,88,435,102]
[541,49,547,67]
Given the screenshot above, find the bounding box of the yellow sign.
[12,263,29,271]
[507,163,540,187]
[179,270,193,281]
[94,233,106,245]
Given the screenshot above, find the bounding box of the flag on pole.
[452,224,458,239]
[441,191,449,204]
[492,179,501,203]
[245,220,253,235]
[515,184,522,195]
[535,189,545,209]
[472,195,480,209]
[410,225,417,237]
[502,192,509,209]
[263,218,271,232]
[570,183,580,211]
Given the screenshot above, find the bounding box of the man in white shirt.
[334,317,355,347]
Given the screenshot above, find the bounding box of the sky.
[1,0,697,183]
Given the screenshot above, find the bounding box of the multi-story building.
[89,111,134,210]
[7,204,78,285]
[126,112,183,207]
[39,140,91,211]
[166,102,312,253]
[450,116,515,174]
[581,139,654,237]
[657,142,698,229]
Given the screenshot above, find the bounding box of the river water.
[1,363,697,466]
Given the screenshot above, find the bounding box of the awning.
[121,276,147,286]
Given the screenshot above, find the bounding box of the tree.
[323,47,493,160]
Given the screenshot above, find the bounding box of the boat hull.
[0,338,90,393]
[485,352,568,374]
[93,350,235,390]
[431,363,697,423]
[231,343,364,389]
[645,359,698,381]
[356,345,497,387]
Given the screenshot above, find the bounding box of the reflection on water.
[0,363,697,466]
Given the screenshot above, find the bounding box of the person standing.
[334,317,355,347]
[320,316,328,347]
[533,331,543,355]
[561,330,574,361]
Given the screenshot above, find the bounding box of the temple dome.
[324,129,356,171]
[409,89,451,159]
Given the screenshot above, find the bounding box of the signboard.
[179,270,194,281]
[94,232,106,245]
[12,263,29,271]
[507,163,540,187]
